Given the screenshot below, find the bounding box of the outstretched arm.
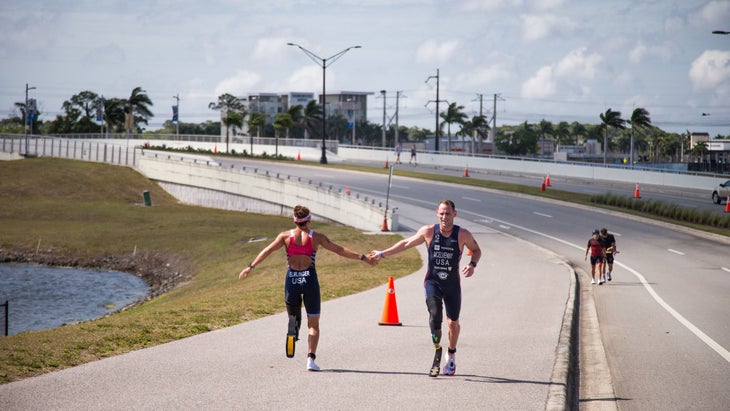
[239,232,287,279]
[370,225,429,260]
[315,232,378,266]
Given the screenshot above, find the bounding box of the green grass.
[0,158,419,383]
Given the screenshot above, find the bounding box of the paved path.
[1,207,574,410]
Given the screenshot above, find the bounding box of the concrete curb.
[546,264,579,410]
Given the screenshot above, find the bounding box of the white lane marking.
[392,184,409,189]
[462,196,481,202]
[722,267,730,273]
[533,211,553,218]
[499,224,511,230]
[668,249,685,256]
[460,208,730,364]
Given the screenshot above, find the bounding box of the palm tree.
[302,100,323,141]
[538,119,554,157]
[286,104,303,139]
[126,87,154,132]
[460,114,489,154]
[599,108,626,164]
[569,121,587,145]
[554,121,571,146]
[627,108,652,168]
[440,102,467,152]
[209,93,245,153]
[273,113,293,157]
[246,112,265,154]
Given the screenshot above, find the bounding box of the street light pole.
[24,83,36,156]
[287,43,361,164]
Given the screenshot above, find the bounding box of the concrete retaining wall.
[137,153,391,232]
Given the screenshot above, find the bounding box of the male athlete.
[371,200,482,377]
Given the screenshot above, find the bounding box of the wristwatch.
[468,261,477,268]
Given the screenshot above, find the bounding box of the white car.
[711,179,730,204]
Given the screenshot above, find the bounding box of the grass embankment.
[0,158,419,383]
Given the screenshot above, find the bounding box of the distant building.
[220,91,371,141]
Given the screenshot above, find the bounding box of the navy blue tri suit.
[425,224,463,321]
[284,229,321,317]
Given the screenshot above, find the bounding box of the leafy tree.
[209,93,245,153]
[440,102,467,152]
[495,122,538,156]
[599,108,626,163]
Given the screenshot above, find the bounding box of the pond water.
[0,263,150,336]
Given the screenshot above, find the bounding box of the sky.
[1,0,729,137]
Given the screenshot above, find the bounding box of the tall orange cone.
[546,173,551,186]
[345,185,350,196]
[540,180,546,192]
[725,195,730,213]
[634,183,641,199]
[464,164,470,177]
[297,151,301,161]
[384,158,389,168]
[379,276,402,326]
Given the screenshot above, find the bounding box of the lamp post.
[287,43,361,164]
[24,83,36,156]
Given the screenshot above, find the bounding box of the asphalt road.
[217,158,730,410]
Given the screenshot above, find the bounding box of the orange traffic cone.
[384,158,389,168]
[297,151,301,161]
[540,180,546,192]
[464,164,470,177]
[546,173,551,186]
[214,145,217,153]
[345,185,350,196]
[381,217,389,232]
[725,195,730,213]
[379,276,402,326]
[634,183,641,199]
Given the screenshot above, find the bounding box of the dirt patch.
[0,246,192,303]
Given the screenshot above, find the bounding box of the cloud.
[689,50,730,92]
[415,39,460,63]
[554,47,603,80]
[521,66,556,98]
[458,65,513,88]
[251,36,290,63]
[628,41,673,64]
[214,70,262,96]
[80,43,126,65]
[694,0,730,28]
[520,13,577,41]
[458,0,522,12]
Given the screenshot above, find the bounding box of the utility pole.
[491,93,503,142]
[426,69,441,151]
[24,83,36,156]
[380,90,387,148]
[172,93,180,137]
[395,91,401,147]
